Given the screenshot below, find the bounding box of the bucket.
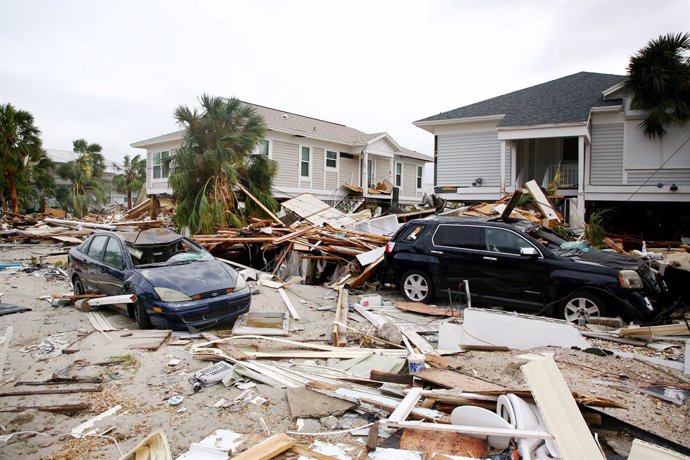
[407,353,426,373]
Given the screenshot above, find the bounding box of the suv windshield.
[127,239,213,267]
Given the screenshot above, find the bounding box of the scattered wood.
[524,180,560,222]
[0,386,102,397]
[347,256,383,288]
[400,428,489,458]
[394,301,461,317]
[618,323,690,338]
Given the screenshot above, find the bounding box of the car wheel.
[401,270,433,303]
[73,276,85,295]
[559,292,607,324]
[134,301,152,329]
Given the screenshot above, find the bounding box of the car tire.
[73,276,85,295]
[401,270,433,303]
[558,292,608,324]
[134,301,152,329]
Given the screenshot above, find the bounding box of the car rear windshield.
[127,239,213,267]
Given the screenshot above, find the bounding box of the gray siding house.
[415,72,690,216]
[132,102,432,206]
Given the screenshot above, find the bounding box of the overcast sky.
[1,0,688,163]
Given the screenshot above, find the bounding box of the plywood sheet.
[414,368,504,392]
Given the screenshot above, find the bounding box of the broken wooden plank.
[384,420,553,440]
[0,326,14,380]
[619,323,690,338]
[0,386,102,397]
[0,402,90,413]
[237,183,285,226]
[233,432,295,460]
[502,190,524,218]
[347,256,384,288]
[332,287,349,347]
[400,326,436,355]
[278,288,300,320]
[388,387,423,422]
[524,180,560,222]
[414,368,504,392]
[400,428,488,458]
[521,356,603,459]
[394,301,461,317]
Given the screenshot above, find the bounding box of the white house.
[415,72,690,216]
[131,102,432,206]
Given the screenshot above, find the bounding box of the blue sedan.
[67,228,251,330]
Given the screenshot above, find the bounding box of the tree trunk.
[6,171,19,215]
[127,189,132,210]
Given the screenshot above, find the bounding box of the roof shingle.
[416,72,626,127]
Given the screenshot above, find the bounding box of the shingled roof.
[416,72,626,128]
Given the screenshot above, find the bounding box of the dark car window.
[103,237,124,269]
[86,235,108,260]
[485,227,535,255]
[400,225,425,242]
[433,225,482,250]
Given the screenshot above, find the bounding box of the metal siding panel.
[590,123,623,185]
[626,169,690,185]
[339,156,359,186]
[437,132,501,187]
[376,158,391,183]
[403,162,417,197]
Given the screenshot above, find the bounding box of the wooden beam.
[0,386,102,397]
[290,445,340,460]
[388,387,423,422]
[501,189,523,219]
[332,287,349,347]
[278,288,300,320]
[383,420,553,440]
[237,183,284,226]
[233,433,295,460]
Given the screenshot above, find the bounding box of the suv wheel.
[401,270,433,303]
[559,293,607,324]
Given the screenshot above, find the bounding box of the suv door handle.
[483,256,498,261]
[430,250,443,255]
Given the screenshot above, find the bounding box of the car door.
[82,235,109,292]
[99,236,127,296]
[478,226,549,310]
[431,224,484,302]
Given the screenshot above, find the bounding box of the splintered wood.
[332,287,349,347]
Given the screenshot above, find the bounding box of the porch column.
[500,140,506,195]
[362,150,369,192]
[577,135,586,216]
[510,141,517,190]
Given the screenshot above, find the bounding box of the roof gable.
[416,72,626,128]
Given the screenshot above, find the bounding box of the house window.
[416,165,423,189]
[153,151,171,179]
[395,162,403,187]
[257,139,269,156]
[326,150,337,169]
[300,146,311,178]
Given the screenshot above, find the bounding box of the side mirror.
[520,247,539,257]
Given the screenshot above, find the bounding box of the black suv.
[384,216,672,322]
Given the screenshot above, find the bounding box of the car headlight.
[154,287,192,302]
[235,274,247,290]
[619,270,643,289]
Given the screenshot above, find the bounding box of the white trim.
[497,123,590,142]
[394,161,403,188]
[414,114,506,130]
[591,105,622,113]
[500,140,506,194]
[365,132,403,151]
[299,145,312,188]
[602,82,626,98]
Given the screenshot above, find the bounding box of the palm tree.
[623,32,690,139]
[113,154,146,209]
[169,95,279,234]
[0,103,44,214]
[57,139,107,217]
[28,151,54,212]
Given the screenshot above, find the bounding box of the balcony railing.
[544,162,578,189]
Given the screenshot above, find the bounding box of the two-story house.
[131,102,432,206]
[415,72,690,217]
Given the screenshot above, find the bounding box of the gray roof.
[416,72,626,128]
[131,101,431,161]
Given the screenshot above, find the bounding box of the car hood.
[556,249,643,270]
[137,260,238,296]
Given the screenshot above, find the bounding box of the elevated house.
[415,72,690,218]
[131,102,432,208]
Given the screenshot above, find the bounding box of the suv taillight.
[385,242,395,253]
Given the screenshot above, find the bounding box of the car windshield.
[127,239,214,267]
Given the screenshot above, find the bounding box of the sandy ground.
[0,243,689,459]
